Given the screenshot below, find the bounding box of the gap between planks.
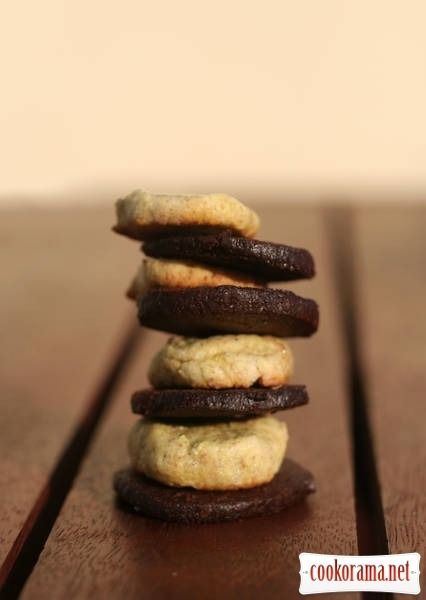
[325,206,392,600]
[0,320,141,599]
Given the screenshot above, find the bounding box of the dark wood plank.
[22,206,359,599]
[355,206,426,594]
[0,206,140,582]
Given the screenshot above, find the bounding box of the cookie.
[148,334,293,389]
[131,385,309,419]
[114,458,315,523]
[138,286,319,337]
[127,258,264,300]
[143,231,315,281]
[113,190,260,240]
[128,416,288,490]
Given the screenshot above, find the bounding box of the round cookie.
[128,416,288,490]
[114,458,315,523]
[143,231,315,281]
[148,334,293,389]
[127,258,264,300]
[138,286,319,337]
[113,190,260,240]
[131,385,309,419]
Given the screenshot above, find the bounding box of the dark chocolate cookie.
[143,231,315,281]
[113,459,315,523]
[138,286,319,337]
[131,385,308,419]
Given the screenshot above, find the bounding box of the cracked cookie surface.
[148,334,293,389]
[128,416,288,490]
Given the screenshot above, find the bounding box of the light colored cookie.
[127,263,147,300]
[127,258,264,300]
[113,190,260,239]
[148,334,293,389]
[128,416,288,490]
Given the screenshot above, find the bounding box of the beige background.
[1,0,425,205]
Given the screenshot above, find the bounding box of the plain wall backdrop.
[1,0,425,204]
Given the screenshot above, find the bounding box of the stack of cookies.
[112,190,319,523]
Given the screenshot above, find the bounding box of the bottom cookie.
[113,458,315,524]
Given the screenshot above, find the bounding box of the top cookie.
[113,190,260,240]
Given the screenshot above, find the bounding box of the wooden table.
[0,203,424,599]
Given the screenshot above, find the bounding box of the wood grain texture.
[22,206,359,599]
[0,206,140,581]
[355,207,426,595]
